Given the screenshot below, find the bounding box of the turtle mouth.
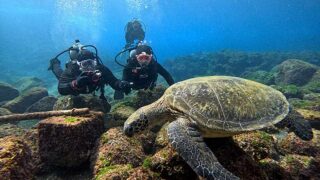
[124,125,134,137]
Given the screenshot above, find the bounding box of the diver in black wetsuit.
[114,44,174,100]
[48,40,131,100]
[124,19,145,48]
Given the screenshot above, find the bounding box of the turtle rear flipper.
[167,118,239,180]
[276,109,313,141]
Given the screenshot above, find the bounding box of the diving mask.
[136,52,152,66]
[77,59,97,72]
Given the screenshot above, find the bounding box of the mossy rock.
[106,102,136,129]
[279,154,319,179]
[271,84,303,99]
[274,59,318,86]
[278,130,320,157]
[2,87,48,113]
[0,136,34,179]
[13,77,46,93]
[233,131,278,161]
[0,124,26,138]
[53,95,111,113]
[303,69,320,93]
[242,70,275,85]
[25,96,57,113]
[95,164,160,180]
[132,85,166,109]
[289,98,320,110]
[296,109,320,129]
[91,127,146,176]
[0,108,12,116]
[38,114,104,167]
[259,158,291,180]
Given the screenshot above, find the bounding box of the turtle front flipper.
[167,118,239,180]
[276,109,313,141]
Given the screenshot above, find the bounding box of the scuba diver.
[114,44,174,100]
[48,40,132,100]
[124,19,145,48]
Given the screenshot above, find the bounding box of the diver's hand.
[119,81,133,94]
[48,58,60,70]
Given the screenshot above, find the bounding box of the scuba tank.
[69,39,83,60]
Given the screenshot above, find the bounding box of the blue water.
[0,0,320,80]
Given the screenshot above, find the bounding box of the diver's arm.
[57,71,79,96]
[157,63,175,86]
[100,65,125,91]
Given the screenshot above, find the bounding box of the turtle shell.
[164,76,289,135]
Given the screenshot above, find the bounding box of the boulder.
[25,96,57,113]
[2,87,48,113]
[38,113,104,167]
[0,82,19,102]
[0,124,26,138]
[106,103,136,129]
[53,95,111,113]
[132,85,166,109]
[0,108,12,116]
[91,127,146,177]
[13,77,46,93]
[278,130,320,157]
[274,59,318,86]
[0,136,34,179]
[296,109,320,129]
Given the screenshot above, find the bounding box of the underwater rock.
[149,145,197,180]
[91,127,146,176]
[271,84,303,99]
[242,70,275,85]
[274,59,318,86]
[258,158,291,180]
[0,82,19,102]
[279,154,320,180]
[38,113,104,167]
[0,107,12,116]
[13,77,46,93]
[296,109,320,129]
[132,85,166,108]
[289,98,320,111]
[94,164,160,180]
[303,69,320,93]
[25,96,57,113]
[233,131,279,161]
[2,87,48,113]
[0,136,34,179]
[53,95,111,113]
[106,102,136,129]
[278,130,320,157]
[0,123,26,138]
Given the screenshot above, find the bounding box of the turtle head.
[124,99,172,137]
[124,109,150,137]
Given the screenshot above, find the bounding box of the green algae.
[64,116,80,123]
[142,157,152,169]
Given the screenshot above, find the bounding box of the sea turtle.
[123,76,313,179]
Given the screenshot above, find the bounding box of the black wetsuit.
[52,61,124,96]
[122,57,174,90]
